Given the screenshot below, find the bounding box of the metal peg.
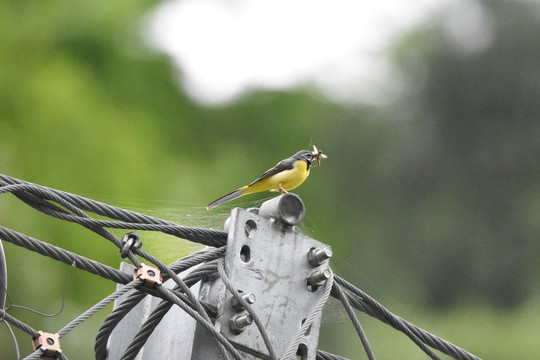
[308,247,333,266]
[307,268,332,287]
[229,313,253,334]
[231,292,256,312]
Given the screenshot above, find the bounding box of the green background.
[1,1,539,358]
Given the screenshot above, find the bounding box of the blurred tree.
[384,0,540,308]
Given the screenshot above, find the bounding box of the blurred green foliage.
[1,0,539,358]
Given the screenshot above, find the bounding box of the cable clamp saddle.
[32,331,62,359]
[134,263,162,288]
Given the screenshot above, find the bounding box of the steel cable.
[334,275,479,360]
[120,263,222,360]
[332,283,376,360]
[0,175,481,360]
[281,270,334,360]
[218,258,279,360]
[0,226,131,284]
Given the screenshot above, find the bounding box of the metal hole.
[240,245,251,263]
[244,219,257,238]
[306,280,318,293]
[296,343,308,360]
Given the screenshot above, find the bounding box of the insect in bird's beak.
[311,145,327,166]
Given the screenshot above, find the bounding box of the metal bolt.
[307,268,332,287]
[232,293,256,312]
[308,247,333,266]
[229,313,253,334]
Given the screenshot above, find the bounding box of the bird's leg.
[279,184,288,194]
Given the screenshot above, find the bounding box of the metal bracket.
[134,263,162,288]
[107,194,331,360]
[215,193,332,359]
[32,331,62,359]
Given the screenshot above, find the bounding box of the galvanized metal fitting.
[307,268,332,287]
[229,312,253,334]
[32,331,62,359]
[308,247,333,267]
[231,292,256,312]
[259,193,305,227]
[134,263,162,288]
[120,232,142,258]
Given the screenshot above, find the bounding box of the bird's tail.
[206,186,247,210]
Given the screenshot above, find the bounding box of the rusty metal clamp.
[32,331,62,359]
[134,263,162,288]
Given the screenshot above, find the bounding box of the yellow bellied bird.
[207,146,327,210]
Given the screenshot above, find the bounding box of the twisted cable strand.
[58,280,141,337]
[315,350,349,360]
[335,280,441,360]
[218,258,278,360]
[94,291,148,360]
[334,276,479,360]
[153,285,243,360]
[130,248,231,359]
[120,264,220,360]
[332,283,375,360]
[0,310,39,338]
[0,175,481,360]
[281,271,333,359]
[0,226,131,284]
[0,175,227,247]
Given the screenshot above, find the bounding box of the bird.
[207,146,327,210]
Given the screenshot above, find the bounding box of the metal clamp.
[134,263,162,288]
[32,331,62,359]
[120,232,142,258]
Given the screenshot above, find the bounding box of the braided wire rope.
[334,282,442,360]
[280,270,334,359]
[315,350,349,360]
[24,348,70,360]
[120,264,219,360]
[332,283,376,360]
[3,321,20,360]
[153,285,243,359]
[93,256,239,360]
[0,226,131,284]
[0,175,481,360]
[0,310,39,338]
[217,258,279,360]
[94,292,148,359]
[0,175,227,247]
[59,280,142,338]
[334,276,480,360]
[126,244,234,360]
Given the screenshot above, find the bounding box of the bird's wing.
[247,157,296,186]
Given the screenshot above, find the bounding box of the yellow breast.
[244,160,310,194]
